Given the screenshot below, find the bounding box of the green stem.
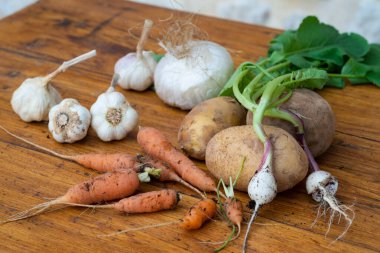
[328,73,365,79]
[232,70,257,110]
[253,75,288,143]
[214,225,236,252]
[265,108,304,133]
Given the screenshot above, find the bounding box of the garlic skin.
[48,99,91,143]
[114,51,157,91]
[11,77,62,122]
[10,50,96,122]
[90,87,138,142]
[154,40,234,110]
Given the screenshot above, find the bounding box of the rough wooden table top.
[0,0,379,252]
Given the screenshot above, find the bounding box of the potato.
[205,125,308,192]
[178,96,246,160]
[246,89,335,157]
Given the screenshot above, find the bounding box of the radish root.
[313,185,355,243]
[243,203,260,253]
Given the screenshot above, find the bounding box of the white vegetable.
[11,50,96,122]
[306,170,354,242]
[154,40,234,110]
[48,98,91,143]
[114,19,156,91]
[306,170,338,202]
[90,75,138,142]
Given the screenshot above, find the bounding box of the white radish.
[284,109,355,242]
[306,170,354,242]
[243,140,277,253]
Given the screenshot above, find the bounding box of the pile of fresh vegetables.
[2,14,380,253]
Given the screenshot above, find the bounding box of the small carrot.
[0,125,137,172]
[136,155,206,198]
[63,189,180,214]
[2,169,140,223]
[213,158,245,252]
[137,127,217,193]
[180,198,217,230]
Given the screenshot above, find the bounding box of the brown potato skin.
[246,89,335,157]
[205,125,308,192]
[178,96,246,160]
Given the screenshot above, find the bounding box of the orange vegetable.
[137,127,216,192]
[225,198,243,233]
[136,155,206,198]
[181,198,217,230]
[0,125,137,172]
[112,189,180,213]
[3,169,140,223]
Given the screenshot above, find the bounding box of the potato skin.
[178,96,246,160]
[205,125,308,192]
[246,89,335,157]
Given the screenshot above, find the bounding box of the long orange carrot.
[136,155,206,198]
[60,189,180,214]
[0,125,137,172]
[180,198,217,230]
[2,169,140,223]
[137,127,216,193]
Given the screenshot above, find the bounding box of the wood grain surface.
[0,0,379,252]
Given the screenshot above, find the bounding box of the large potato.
[246,89,335,157]
[178,96,246,160]
[206,125,308,192]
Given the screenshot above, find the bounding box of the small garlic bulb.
[114,19,156,91]
[48,98,91,143]
[11,77,62,122]
[11,50,96,122]
[90,74,139,141]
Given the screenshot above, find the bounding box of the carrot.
[224,198,243,232]
[180,198,217,230]
[2,169,140,223]
[137,127,217,193]
[0,125,137,172]
[113,189,180,213]
[59,189,180,214]
[212,158,245,252]
[136,155,206,198]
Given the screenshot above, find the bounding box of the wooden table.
[0,0,379,252]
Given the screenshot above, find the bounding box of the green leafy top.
[219,16,380,97]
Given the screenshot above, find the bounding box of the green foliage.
[342,44,380,87]
[220,16,379,101]
[268,16,369,70]
[282,68,328,90]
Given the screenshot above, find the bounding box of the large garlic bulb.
[154,40,234,110]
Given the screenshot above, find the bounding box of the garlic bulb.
[114,19,156,91]
[90,74,139,141]
[11,50,96,122]
[11,77,62,122]
[154,40,234,110]
[48,98,91,143]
